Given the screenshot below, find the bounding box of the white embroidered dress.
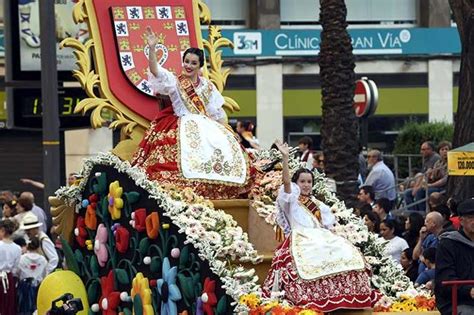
[147,66,248,185]
[276,183,366,280]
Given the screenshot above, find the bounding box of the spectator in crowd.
[400,248,419,283]
[358,185,375,207]
[358,145,368,182]
[297,136,314,170]
[19,192,47,233]
[435,198,474,315]
[447,197,461,230]
[373,198,392,222]
[432,204,457,233]
[413,211,444,274]
[20,178,45,190]
[312,151,324,173]
[428,191,447,212]
[1,200,18,220]
[363,210,381,234]
[0,219,22,315]
[403,212,425,249]
[20,212,58,275]
[0,190,16,218]
[17,236,48,315]
[415,247,436,287]
[404,141,441,211]
[364,150,397,203]
[236,120,260,150]
[380,219,409,263]
[355,203,373,217]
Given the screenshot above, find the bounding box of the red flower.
[114,226,130,253]
[99,270,121,315]
[201,277,217,315]
[74,216,87,247]
[132,208,147,232]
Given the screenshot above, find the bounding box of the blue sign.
[203,28,460,57]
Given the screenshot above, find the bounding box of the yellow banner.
[448,151,474,176]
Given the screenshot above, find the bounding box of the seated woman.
[132,27,252,199]
[262,141,378,312]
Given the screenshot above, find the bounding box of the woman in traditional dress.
[262,141,379,312]
[132,27,252,199]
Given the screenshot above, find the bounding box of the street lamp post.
[40,0,60,223]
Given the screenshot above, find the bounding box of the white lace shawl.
[147,65,226,121]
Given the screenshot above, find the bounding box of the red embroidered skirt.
[262,237,380,312]
[0,272,16,315]
[132,107,254,199]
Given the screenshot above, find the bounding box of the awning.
[448,142,474,176]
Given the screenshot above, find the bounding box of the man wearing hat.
[20,212,58,275]
[435,198,474,315]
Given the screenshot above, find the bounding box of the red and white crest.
[112,5,193,96]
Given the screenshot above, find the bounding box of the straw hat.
[19,211,43,230]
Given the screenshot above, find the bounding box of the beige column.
[428,59,453,123]
[65,127,113,177]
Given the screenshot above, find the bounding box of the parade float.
[42,0,439,314]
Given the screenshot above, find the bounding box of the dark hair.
[17,196,33,211]
[240,120,254,132]
[423,141,435,151]
[402,248,414,262]
[27,236,41,251]
[447,197,459,216]
[298,136,313,148]
[359,203,373,214]
[360,185,375,200]
[3,200,18,216]
[0,219,17,236]
[363,210,380,233]
[14,237,27,248]
[438,140,452,151]
[291,168,314,184]
[375,198,391,213]
[422,247,436,264]
[382,218,403,237]
[407,212,424,234]
[183,47,205,67]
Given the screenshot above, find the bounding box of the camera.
[48,293,84,315]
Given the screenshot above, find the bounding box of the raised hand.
[145,26,158,48]
[274,140,289,158]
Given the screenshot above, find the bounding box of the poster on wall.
[17,0,89,72]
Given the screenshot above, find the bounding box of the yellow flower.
[298,310,320,315]
[108,181,124,220]
[131,273,154,315]
[262,300,279,311]
[239,293,260,308]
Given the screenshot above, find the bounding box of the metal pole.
[40,0,60,225]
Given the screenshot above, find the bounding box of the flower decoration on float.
[108,180,124,220]
[157,258,182,315]
[131,272,154,315]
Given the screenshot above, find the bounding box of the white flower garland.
[251,152,415,298]
[55,152,262,309]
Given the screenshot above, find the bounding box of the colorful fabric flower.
[74,216,87,247]
[99,270,121,315]
[94,223,108,267]
[114,226,130,253]
[157,258,182,315]
[131,272,154,315]
[108,181,124,220]
[131,208,147,232]
[201,277,217,315]
[145,212,160,239]
[85,203,98,230]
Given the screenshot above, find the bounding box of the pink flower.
[94,223,108,267]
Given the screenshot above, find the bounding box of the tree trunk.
[448,0,474,200]
[319,0,359,206]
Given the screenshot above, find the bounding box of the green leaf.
[139,238,150,256]
[87,279,100,304]
[90,256,99,278]
[150,257,161,273]
[74,249,84,264]
[126,191,141,204]
[115,268,130,285]
[133,294,144,315]
[177,274,195,301]
[122,307,133,315]
[60,237,80,276]
[179,246,189,268]
[216,295,228,315]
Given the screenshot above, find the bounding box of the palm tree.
[448,0,474,200]
[319,0,359,205]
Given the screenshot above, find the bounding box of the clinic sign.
[205,28,460,57]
